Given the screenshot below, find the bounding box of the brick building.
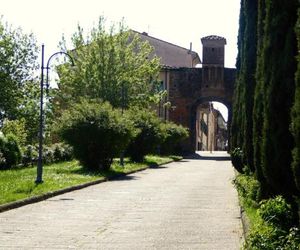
[134,31,235,152]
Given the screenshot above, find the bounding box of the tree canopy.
[55,17,161,113]
[0,18,38,123]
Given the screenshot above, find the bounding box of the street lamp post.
[120,81,125,166]
[35,44,74,184]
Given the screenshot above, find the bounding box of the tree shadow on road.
[108,175,140,182]
[184,153,231,161]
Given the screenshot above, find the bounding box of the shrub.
[22,143,73,166]
[57,100,136,170]
[245,220,300,250]
[0,151,5,165]
[126,108,164,162]
[42,146,55,164]
[258,196,293,230]
[0,133,22,169]
[160,122,189,155]
[233,174,260,206]
[244,196,300,250]
[52,143,73,162]
[284,227,300,249]
[245,222,286,250]
[22,144,38,166]
[230,147,244,173]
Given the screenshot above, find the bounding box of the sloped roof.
[132,30,201,68]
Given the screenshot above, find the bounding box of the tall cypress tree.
[291,10,300,191]
[231,0,246,151]
[231,0,258,174]
[240,0,258,172]
[253,0,269,198]
[261,0,298,197]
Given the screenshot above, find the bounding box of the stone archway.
[166,67,235,153]
[162,35,236,153]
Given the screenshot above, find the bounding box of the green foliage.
[41,143,73,164]
[0,133,22,169]
[0,151,5,166]
[258,196,293,230]
[246,226,300,250]
[0,134,6,167]
[127,108,164,162]
[55,17,161,114]
[2,118,27,147]
[22,144,38,166]
[235,174,300,250]
[259,0,298,197]
[291,10,300,192]
[230,147,245,173]
[231,0,257,172]
[284,227,300,249]
[245,222,288,250]
[245,199,300,250]
[17,81,41,144]
[234,0,299,198]
[252,0,270,199]
[52,143,73,162]
[57,100,136,170]
[160,122,189,155]
[0,18,38,123]
[234,174,260,206]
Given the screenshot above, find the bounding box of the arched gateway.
[165,36,235,153]
[137,32,236,153]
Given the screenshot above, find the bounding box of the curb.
[232,168,248,245]
[0,160,175,213]
[240,206,250,243]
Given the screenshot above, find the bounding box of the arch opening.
[190,98,231,152]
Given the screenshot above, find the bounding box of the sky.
[0,0,241,120]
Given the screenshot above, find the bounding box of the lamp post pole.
[36,45,45,184]
[35,45,74,184]
[120,81,125,166]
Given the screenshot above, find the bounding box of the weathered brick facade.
[167,67,235,152]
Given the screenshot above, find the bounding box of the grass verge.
[0,154,181,205]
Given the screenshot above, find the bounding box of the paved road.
[0,151,243,250]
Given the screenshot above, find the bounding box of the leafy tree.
[2,118,27,147]
[55,17,161,114]
[17,80,41,144]
[0,18,38,123]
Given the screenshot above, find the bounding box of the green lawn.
[0,155,180,205]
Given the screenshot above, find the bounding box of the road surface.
[0,151,243,249]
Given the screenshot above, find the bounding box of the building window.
[159,81,164,91]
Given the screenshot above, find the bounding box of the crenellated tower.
[201,35,226,88]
